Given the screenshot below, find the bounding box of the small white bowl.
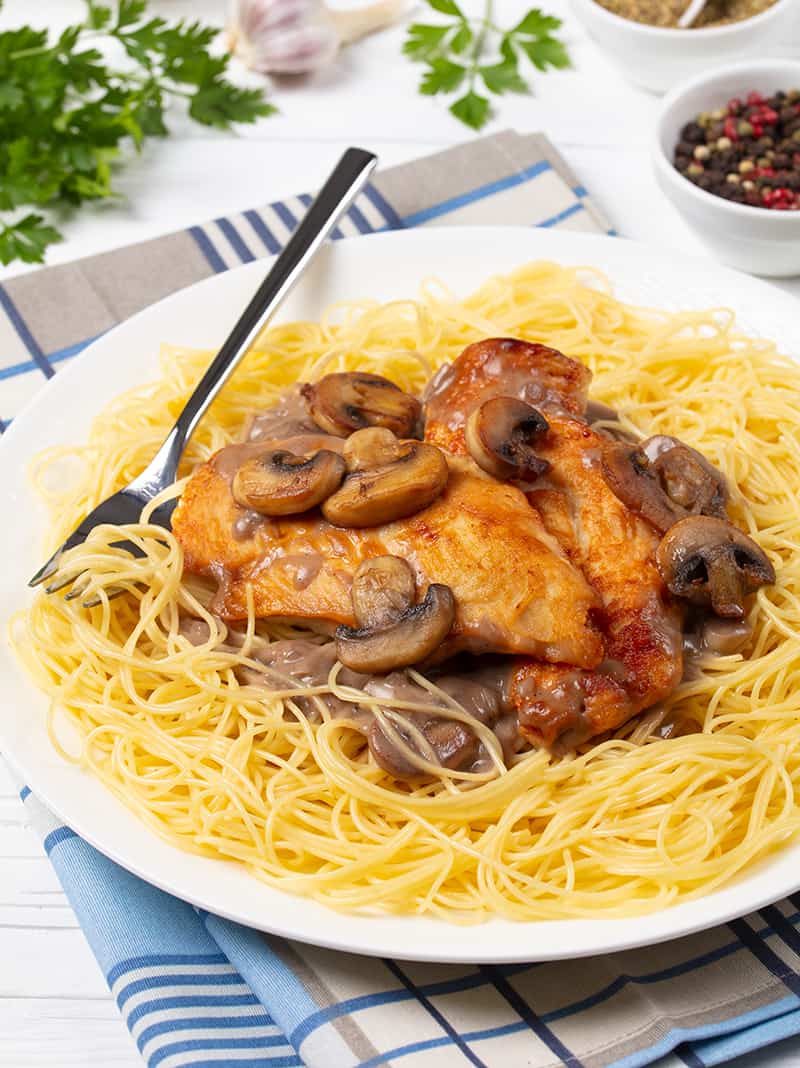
[652,60,800,278]
[569,0,797,93]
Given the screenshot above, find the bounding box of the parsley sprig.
[403,0,570,130]
[0,0,275,268]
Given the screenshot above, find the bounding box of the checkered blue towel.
[7,132,800,1068]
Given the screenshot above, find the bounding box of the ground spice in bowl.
[672,90,800,210]
[593,0,777,27]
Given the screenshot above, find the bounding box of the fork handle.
[132,147,378,496]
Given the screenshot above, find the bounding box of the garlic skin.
[229,0,339,75]
[229,0,406,76]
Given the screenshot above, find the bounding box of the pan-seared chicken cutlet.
[172,420,603,668]
[425,338,684,750]
[425,337,591,456]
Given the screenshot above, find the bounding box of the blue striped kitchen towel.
[7,130,800,1068]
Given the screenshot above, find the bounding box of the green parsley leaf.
[85,3,113,31]
[449,23,473,54]
[0,26,48,59]
[116,1,149,29]
[480,61,528,95]
[519,35,570,71]
[189,83,276,128]
[127,85,168,139]
[420,58,467,95]
[0,214,63,265]
[59,46,109,92]
[513,9,563,35]
[449,90,490,130]
[0,0,276,266]
[512,7,570,72]
[0,84,24,111]
[499,35,517,64]
[426,0,464,15]
[402,23,450,59]
[402,0,568,132]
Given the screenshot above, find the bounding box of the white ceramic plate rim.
[3,226,800,964]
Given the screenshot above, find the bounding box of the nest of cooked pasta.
[13,261,800,921]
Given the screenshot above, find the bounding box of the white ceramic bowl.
[652,60,800,278]
[569,0,797,93]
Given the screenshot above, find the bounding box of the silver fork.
[28,147,378,601]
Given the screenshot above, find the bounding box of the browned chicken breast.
[173,446,604,668]
[425,338,683,750]
[425,337,591,456]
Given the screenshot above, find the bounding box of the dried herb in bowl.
[592,0,777,28]
[673,90,800,210]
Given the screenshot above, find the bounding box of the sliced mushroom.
[343,427,401,473]
[645,436,728,516]
[302,372,421,438]
[322,430,448,528]
[423,718,479,769]
[656,516,775,619]
[585,399,620,425]
[351,556,416,629]
[603,444,683,532]
[368,714,478,780]
[367,717,423,780]
[465,396,550,481]
[335,583,455,673]
[232,448,345,516]
[602,435,728,533]
[697,616,753,656]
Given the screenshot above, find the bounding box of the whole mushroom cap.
[303,372,421,439]
[655,515,775,619]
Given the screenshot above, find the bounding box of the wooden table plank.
[0,1000,140,1067]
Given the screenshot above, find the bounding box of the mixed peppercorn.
[673,90,800,210]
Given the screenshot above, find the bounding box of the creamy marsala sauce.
[189,382,746,782]
[180,619,521,780]
[213,387,346,542]
[181,611,734,781]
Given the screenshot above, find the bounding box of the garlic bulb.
[228,0,406,76]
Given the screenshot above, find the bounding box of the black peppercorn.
[680,122,706,144]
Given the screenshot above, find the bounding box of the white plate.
[3,226,800,964]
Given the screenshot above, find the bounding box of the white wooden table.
[2,1,800,1064]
